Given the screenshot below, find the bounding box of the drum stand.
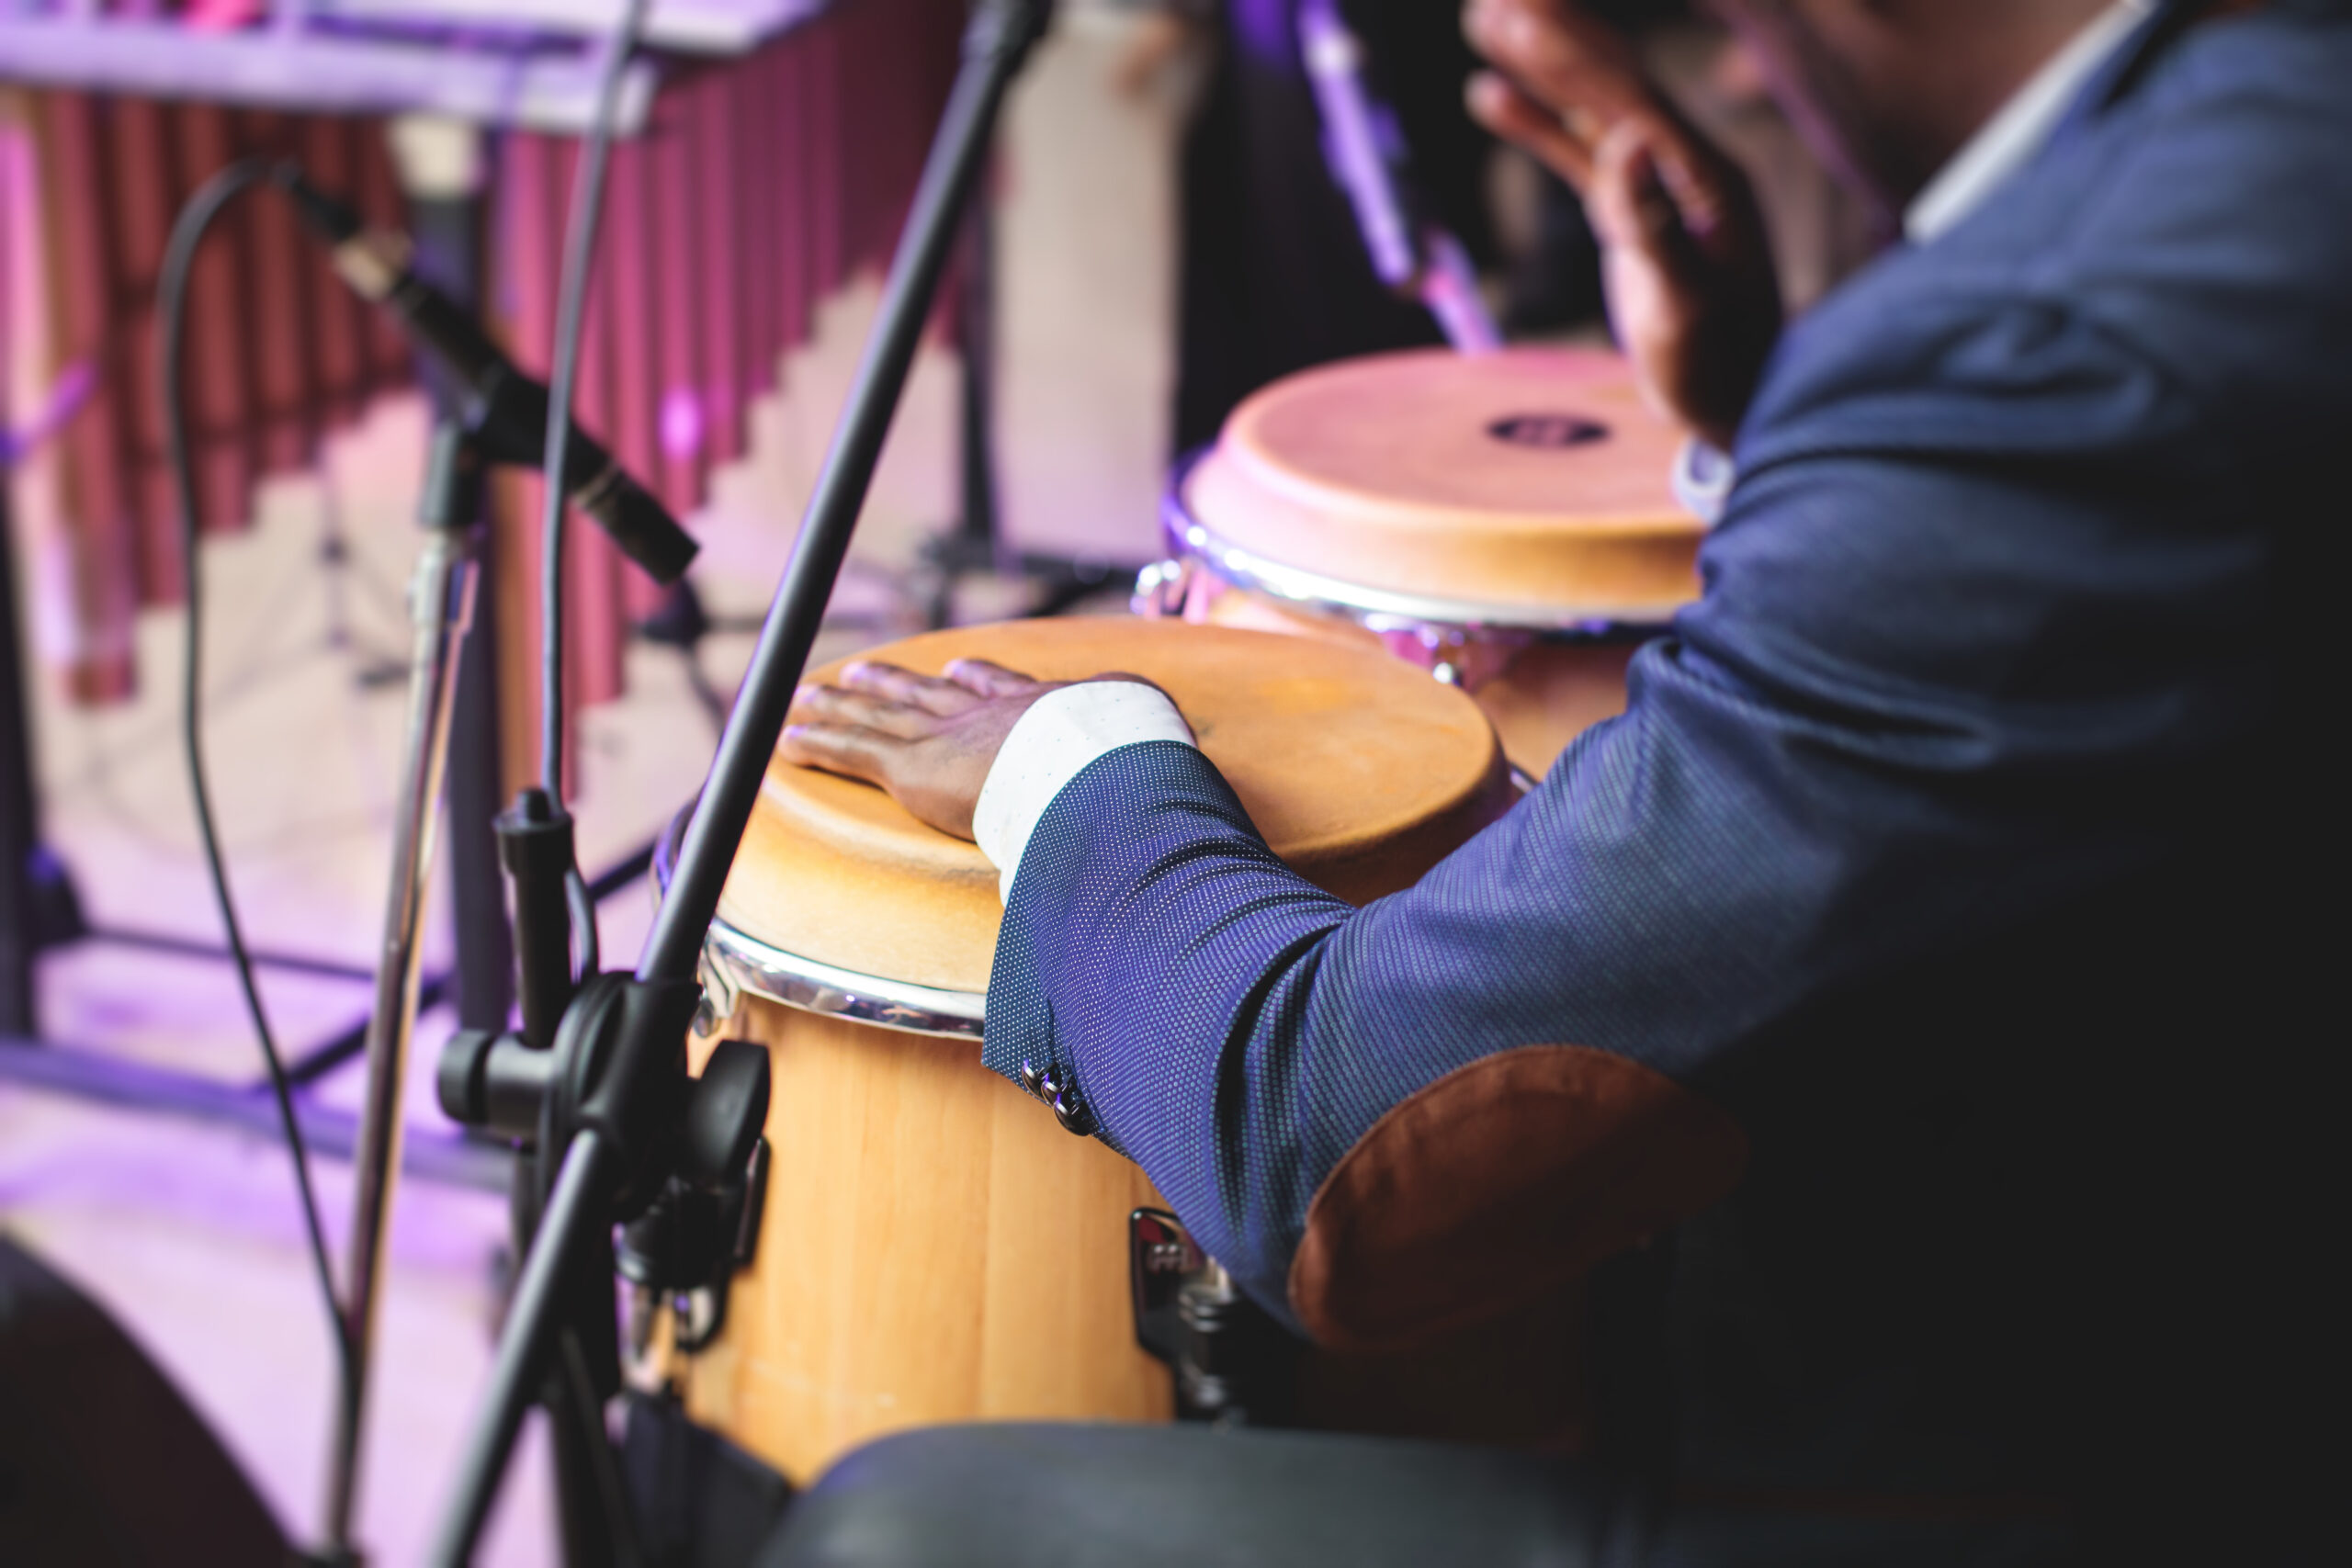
[910,131,1139,630]
[0,161,521,1192]
[425,2,1057,1561]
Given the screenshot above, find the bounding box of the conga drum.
[1139,346,1705,781]
[669,617,1516,1483]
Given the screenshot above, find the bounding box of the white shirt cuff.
[971,681,1198,903]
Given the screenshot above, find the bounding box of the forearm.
[985,739,1354,1322]
[981,695,1768,1338]
[976,580,2223,1342]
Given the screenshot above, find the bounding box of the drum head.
[719,619,1510,996]
[1183,347,1700,618]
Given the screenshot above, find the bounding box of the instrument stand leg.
[915,166,1134,629]
[321,408,653,1561]
[0,471,48,1039]
[0,455,97,1043]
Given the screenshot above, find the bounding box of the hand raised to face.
[781,660,1176,841]
[1462,0,1782,449]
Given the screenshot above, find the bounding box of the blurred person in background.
[786,3,2347,1561]
[1167,0,1868,447]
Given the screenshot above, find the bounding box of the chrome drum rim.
[655,807,988,1042]
[1151,447,1674,639]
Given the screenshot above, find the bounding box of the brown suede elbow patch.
[1288,1044,1748,1355]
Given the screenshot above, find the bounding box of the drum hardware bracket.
[618,1133,774,1367]
[694,932,743,1035]
[1129,1210,1299,1427]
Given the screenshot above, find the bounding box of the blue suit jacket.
[986,1,2346,1540]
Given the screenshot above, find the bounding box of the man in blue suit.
[777,0,2342,1559]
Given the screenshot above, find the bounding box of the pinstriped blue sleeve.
[981,473,2265,1327]
[983,740,1351,1330]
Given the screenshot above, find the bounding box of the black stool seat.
[0,1237,288,1565]
[755,1423,2077,1568]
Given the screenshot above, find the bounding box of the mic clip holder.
[431,361,699,587]
[436,977,766,1224]
[435,975,770,1446]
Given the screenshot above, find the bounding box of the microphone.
[272,164,698,586]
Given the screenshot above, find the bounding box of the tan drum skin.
[681,619,1515,1484]
[1196,593,1639,786]
[1162,345,1702,778]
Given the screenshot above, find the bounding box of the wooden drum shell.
[1189,586,1639,785]
[679,619,1518,1484]
[1151,345,1703,779]
[680,1007,1170,1487]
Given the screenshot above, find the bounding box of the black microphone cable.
[152,6,652,1541]
[540,0,657,988]
[157,158,357,1421]
[529,10,655,1562]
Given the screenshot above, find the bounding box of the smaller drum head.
[1183,347,1701,619]
[719,619,1511,998]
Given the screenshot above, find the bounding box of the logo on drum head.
[1487,413,1610,450]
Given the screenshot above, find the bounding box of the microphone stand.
[320,420,486,1564]
[281,137,699,1562]
[426,1,1058,1561]
[324,411,665,1568]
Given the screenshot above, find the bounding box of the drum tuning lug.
[1127,1210,1295,1425]
[616,1130,768,1361]
[673,1286,726,1355]
[621,1281,676,1397]
[1131,558,1193,618]
[695,937,741,1036]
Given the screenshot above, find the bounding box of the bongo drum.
[1138,346,1704,780]
[669,617,1513,1484]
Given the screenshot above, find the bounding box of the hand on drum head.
[783,660,1171,840]
[1461,0,1781,449]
